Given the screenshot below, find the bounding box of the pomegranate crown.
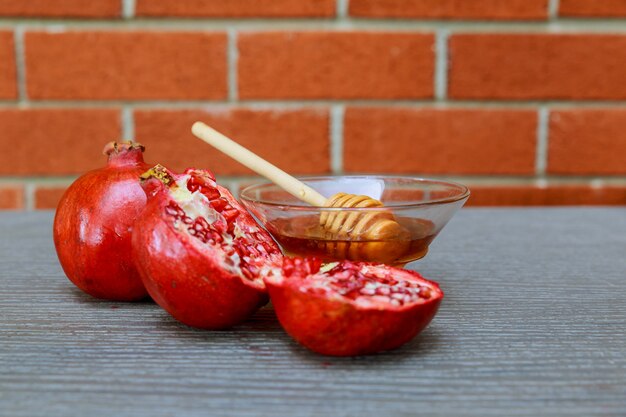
[103,141,145,156]
[140,164,175,186]
[138,164,178,197]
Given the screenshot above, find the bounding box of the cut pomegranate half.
[266,258,443,356]
[132,165,283,329]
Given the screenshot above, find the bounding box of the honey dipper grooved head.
[320,192,410,264]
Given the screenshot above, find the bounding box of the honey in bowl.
[239,177,470,267]
[267,215,437,267]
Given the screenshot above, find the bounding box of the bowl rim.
[239,175,471,210]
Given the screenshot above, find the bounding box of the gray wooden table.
[1,209,625,417]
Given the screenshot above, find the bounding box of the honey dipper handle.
[191,122,327,207]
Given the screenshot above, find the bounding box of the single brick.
[134,108,330,175]
[0,0,120,17]
[0,109,121,175]
[560,0,626,17]
[449,34,626,100]
[548,109,626,175]
[344,108,537,175]
[0,31,16,99]
[25,31,227,100]
[467,185,626,206]
[34,187,68,209]
[136,0,335,17]
[238,32,434,99]
[0,186,24,209]
[350,0,547,20]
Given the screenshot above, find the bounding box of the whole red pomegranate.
[266,258,443,356]
[132,165,283,329]
[53,142,150,301]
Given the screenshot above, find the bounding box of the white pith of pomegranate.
[163,171,282,288]
[279,261,435,309]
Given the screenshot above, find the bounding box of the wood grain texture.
[1,209,625,417]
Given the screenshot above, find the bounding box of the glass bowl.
[240,176,470,266]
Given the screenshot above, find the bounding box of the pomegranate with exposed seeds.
[132,165,283,329]
[266,258,443,356]
[53,142,151,301]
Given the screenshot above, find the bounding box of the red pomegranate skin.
[53,142,150,301]
[266,259,443,356]
[132,167,282,329]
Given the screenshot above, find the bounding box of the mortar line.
[122,107,135,140]
[590,178,606,188]
[4,19,626,31]
[24,182,35,211]
[224,178,241,194]
[536,107,549,176]
[337,0,349,19]
[227,29,239,102]
[13,26,27,104]
[122,0,136,19]
[548,0,560,20]
[330,106,345,174]
[213,176,238,194]
[435,30,449,101]
[2,100,626,109]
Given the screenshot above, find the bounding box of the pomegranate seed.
[248,245,261,257]
[235,243,249,257]
[222,208,239,223]
[187,175,220,200]
[165,205,179,217]
[211,231,224,243]
[210,198,228,212]
[334,270,351,280]
[194,217,209,231]
[213,220,227,234]
[360,287,376,296]
[376,287,391,296]
[241,267,254,280]
[247,263,259,276]
[204,189,221,200]
[187,178,201,193]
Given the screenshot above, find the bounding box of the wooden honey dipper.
[191,122,410,264]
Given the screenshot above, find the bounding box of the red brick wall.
[0,0,624,209]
